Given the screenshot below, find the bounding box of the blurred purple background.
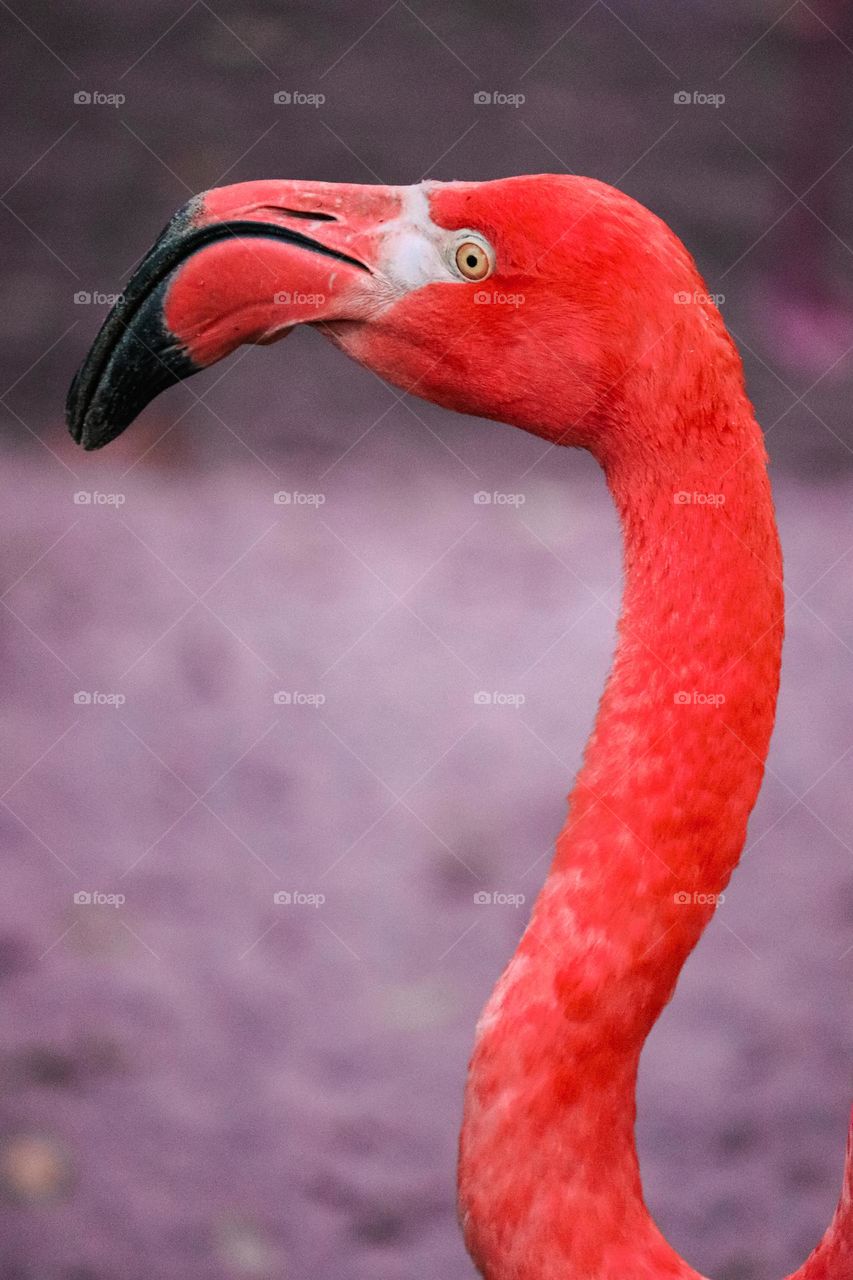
[1,3,852,1278]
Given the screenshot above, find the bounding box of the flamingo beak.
[66,179,399,450]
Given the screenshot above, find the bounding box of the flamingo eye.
[454,239,492,281]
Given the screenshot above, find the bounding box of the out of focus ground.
[0,441,851,1280]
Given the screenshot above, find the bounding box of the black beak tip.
[66,196,203,451]
[65,366,111,451]
[65,281,200,451]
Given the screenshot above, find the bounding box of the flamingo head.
[67,174,715,454]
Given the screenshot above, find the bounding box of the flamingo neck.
[459,402,784,1280]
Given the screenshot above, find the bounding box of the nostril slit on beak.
[268,206,338,222]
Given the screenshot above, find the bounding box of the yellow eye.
[454,240,491,281]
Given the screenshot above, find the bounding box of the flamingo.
[66,174,852,1280]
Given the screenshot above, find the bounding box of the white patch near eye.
[378,183,492,294]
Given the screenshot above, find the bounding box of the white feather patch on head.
[378,182,488,294]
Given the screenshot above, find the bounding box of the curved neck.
[459,407,783,1280]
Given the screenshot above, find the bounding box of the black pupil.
[466,253,478,268]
